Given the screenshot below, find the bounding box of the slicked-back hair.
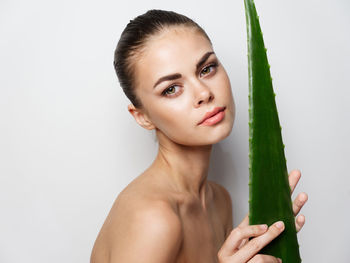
[113,9,212,108]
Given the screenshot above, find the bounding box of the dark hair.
[113,9,212,109]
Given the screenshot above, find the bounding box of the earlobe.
[127,104,155,130]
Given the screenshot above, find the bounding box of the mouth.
[198,106,226,126]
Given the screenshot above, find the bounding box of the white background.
[1,0,349,262]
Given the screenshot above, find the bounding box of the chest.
[175,202,226,263]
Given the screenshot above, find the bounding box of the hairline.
[127,24,211,109]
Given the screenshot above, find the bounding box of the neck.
[150,129,213,208]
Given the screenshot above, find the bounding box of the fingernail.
[275,221,284,230]
[259,224,267,230]
[278,258,282,263]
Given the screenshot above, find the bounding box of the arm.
[109,201,183,263]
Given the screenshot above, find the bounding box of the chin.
[160,117,234,146]
[190,123,234,146]
[210,124,233,144]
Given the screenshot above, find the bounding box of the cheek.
[214,71,233,104]
[147,101,193,132]
[149,104,201,144]
[214,72,235,124]
[222,72,232,94]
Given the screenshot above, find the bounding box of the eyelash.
[161,61,219,97]
[199,61,218,77]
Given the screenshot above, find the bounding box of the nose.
[192,80,214,107]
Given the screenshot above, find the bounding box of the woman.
[90,9,308,263]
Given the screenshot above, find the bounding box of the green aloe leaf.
[244,0,301,261]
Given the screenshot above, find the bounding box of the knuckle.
[271,222,284,233]
[294,199,303,209]
[252,254,264,263]
[232,227,243,238]
[270,225,280,235]
[254,224,266,234]
[217,251,223,261]
[217,252,229,263]
[249,238,262,251]
[252,254,280,263]
[252,225,260,235]
[266,227,279,239]
[217,250,228,263]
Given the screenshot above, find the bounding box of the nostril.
[198,94,213,105]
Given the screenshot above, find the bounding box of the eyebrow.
[153,51,215,89]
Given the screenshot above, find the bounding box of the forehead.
[134,26,213,87]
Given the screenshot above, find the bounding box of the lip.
[198,106,226,125]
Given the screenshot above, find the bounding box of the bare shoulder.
[208,181,233,235]
[90,176,183,263]
[110,199,183,262]
[209,181,232,206]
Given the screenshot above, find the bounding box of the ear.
[127,104,155,130]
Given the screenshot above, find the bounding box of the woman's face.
[131,26,235,146]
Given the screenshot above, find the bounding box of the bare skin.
[90,26,308,263]
[90,168,306,263]
[90,168,230,263]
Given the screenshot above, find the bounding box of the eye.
[161,84,181,97]
[200,62,218,77]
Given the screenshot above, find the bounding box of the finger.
[292,192,308,216]
[248,254,282,263]
[218,224,268,257]
[295,214,305,233]
[238,238,249,249]
[288,169,301,194]
[236,213,250,249]
[238,213,249,228]
[226,213,250,251]
[233,221,285,262]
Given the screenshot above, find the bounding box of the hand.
[241,169,308,234]
[288,169,308,232]
[217,169,308,262]
[217,220,285,262]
